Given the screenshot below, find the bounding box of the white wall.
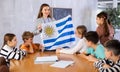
[0,0,97,48]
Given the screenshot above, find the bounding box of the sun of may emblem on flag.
[42,22,58,39]
[44,25,55,37]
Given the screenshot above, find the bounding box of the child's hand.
[39,44,44,52]
[39,44,43,49]
[28,42,32,46]
[27,43,34,53]
[56,48,62,54]
[102,64,110,68]
[87,55,98,62]
[78,53,88,60]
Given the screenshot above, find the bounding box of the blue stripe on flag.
[45,38,75,50]
[56,17,72,27]
[43,31,74,43]
[58,24,73,33]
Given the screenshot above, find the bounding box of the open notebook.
[34,56,58,64]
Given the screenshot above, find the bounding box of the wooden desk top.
[10,51,98,72]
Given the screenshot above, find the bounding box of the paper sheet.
[34,56,58,64]
[50,60,74,68]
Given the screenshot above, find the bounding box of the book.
[34,56,58,64]
[50,60,74,68]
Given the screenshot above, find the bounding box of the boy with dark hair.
[94,40,120,72]
[81,31,105,62]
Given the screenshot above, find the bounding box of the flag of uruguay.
[42,15,76,50]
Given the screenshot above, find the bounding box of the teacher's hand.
[37,24,42,31]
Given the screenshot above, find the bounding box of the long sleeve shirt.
[33,17,55,44]
[96,24,114,45]
[94,58,120,72]
[0,45,26,64]
[33,17,55,35]
[60,37,87,54]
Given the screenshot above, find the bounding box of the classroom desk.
[10,51,98,72]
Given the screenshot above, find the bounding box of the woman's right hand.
[37,24,42,31]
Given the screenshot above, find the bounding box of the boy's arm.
[94,59,120,72]
[98,64,120,72]
[79,48,92,59]
[94,59,106,68]
[28,43,34,53]
[87,55,98,62]
[80,54,98,62]
[79,52,90,60]
[102,64,111,68]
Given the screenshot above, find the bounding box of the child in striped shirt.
[94,40,120,72]
[0,33,26,65]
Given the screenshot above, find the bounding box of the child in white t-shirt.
[56,25,87,54]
